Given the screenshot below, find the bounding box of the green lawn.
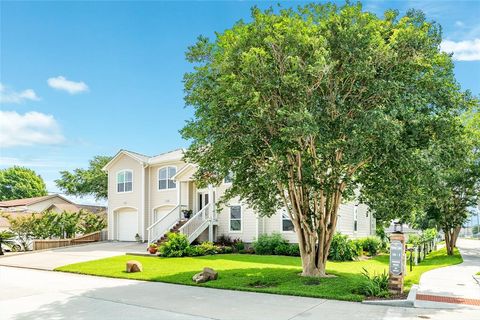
[56,247,462,302]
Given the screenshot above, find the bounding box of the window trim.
[157,166,177,191]
[223,172,233,185]
[353,204,359,233]
[228,204,242,233]
[280,210,295,233]
[116,169,133,194]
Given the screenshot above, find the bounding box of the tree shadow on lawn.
[190,253,303,267]
[148,266,368,302]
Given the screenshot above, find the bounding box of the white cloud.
[0,83,40,104]
[47,76,89,94]
[441,39,480,61]
[0,111,65,147]
[455,21,465,28]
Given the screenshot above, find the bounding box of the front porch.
[147,164,218,244]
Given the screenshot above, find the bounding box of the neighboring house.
[103,149,376,243]
[0,194,106,230]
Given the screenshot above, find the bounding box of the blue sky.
[1,1,479,205]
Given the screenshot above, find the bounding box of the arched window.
[158,166,176,190]
[117,170,133,193]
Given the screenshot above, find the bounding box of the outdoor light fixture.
[393,221,403,233]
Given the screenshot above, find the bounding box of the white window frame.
[353,204,358,233]
[228,204,242,233]
[223,171,233,184]
[280,210,295,233]
[157,166,177,191]
[116,169,133,193]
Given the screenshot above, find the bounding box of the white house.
[103,149,375,244]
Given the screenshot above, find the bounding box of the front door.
[198,191,209,210]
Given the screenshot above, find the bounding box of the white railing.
[179,203,211,243]
[147,205,182,243]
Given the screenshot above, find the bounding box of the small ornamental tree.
[0,166,47,201]
[182,3,461,276]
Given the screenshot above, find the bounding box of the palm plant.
[0,230,16,255]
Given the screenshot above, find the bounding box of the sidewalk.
[415,238,480,309]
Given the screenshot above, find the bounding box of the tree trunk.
[0,243,4,255]
[443,226,460,256]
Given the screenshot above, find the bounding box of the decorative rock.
[126,260,143,273]
[192,267,218,283]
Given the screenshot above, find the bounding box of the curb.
[361,285,417,308]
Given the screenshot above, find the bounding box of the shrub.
[273,243,291,256]
[328,233,359,261]
[233,239,245,252]
[359,267,389,297]
[239,247,255,254]
[360,237,382,256]
[288,243,301,256]
[218,245,233,254]
[253,233,288,255]
[196,241,218,255]
[216,234,233,246]
[158,233,190,257]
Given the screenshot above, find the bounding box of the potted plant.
[134,233,142,242]
[182,209,193,219]
[147,243,158,254]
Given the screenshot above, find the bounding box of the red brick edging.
[416,294,480,306]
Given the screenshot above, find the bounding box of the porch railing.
[147,204,182,243]
[178,203,211,243]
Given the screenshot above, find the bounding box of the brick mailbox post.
[389,230,406,294]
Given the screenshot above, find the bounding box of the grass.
[56,247,462,302]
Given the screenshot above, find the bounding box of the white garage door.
[117,210,138,241]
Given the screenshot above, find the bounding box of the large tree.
[182,3,460,276]
[0,166,47,201]
[55,156,111,200]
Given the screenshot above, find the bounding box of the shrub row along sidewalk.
[56,247,462,302]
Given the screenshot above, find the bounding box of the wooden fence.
[33,230,105,250]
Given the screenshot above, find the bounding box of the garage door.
[117,210,138,241]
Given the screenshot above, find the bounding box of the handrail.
[147,205,180,231]
[178,203,211,243]
[147,205,181,243]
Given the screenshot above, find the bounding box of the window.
[224,172,233,184]
[282,211,294,232]
[117,170,133,193]
[158,166,176,190]
[353,204,358,232]
[229,205,242,232]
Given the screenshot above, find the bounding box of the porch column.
[177,181,182,219]
[208,184,214,241]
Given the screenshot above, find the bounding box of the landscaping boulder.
[126,260,143,273]
[192,267,218,283]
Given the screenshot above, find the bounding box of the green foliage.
[253,233,289,255]
[158,233,191,257]
[0,230,16,255]
[329,233,360,261]
[359,268,389,297]
[181,1,462,275]
[359,237,382,256]
[196,241,219,255]
[79,211,107,234]
[55,156,112,200]
[407,234,421,246]
[3,213,37,250]
[0,166,47,201]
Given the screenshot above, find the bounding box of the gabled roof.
[47,203,81,213]
[102,149,151,171]
[102,148,185,171]
[0,194,74,208]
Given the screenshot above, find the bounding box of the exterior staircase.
[155,219,188,244]
[147,203,215,245]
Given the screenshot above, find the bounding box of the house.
[0,194,106,231]
[103,149,376,244]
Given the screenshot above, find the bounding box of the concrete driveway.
[0,242,145,270]
[2,266,479,320]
